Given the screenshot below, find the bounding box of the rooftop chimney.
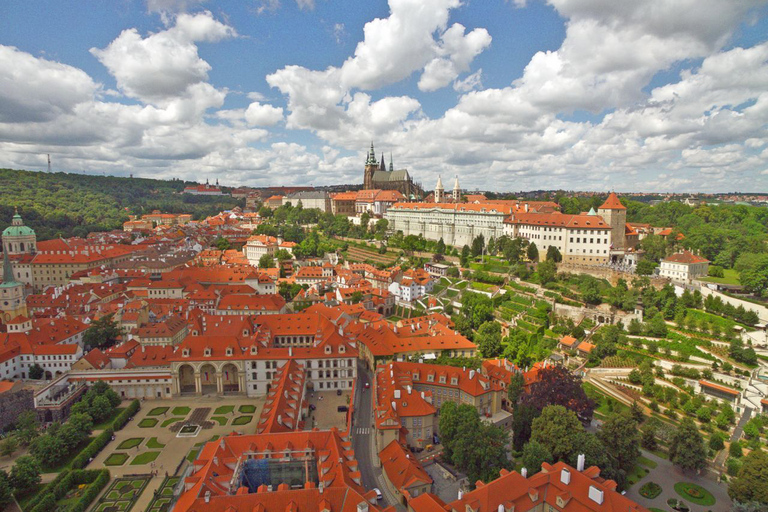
[521,468,527,478]
[560,468,570,485]
[577,453,585,472]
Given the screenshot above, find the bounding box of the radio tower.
[47,154,51,172]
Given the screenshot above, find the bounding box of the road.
[352,362,405,511]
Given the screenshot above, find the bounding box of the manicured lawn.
[131,451,161,465]
[700,268,740,286]
[186,448,200,463]
[139,418,159,428]
[147,407,169,416]
[674,482,716,506]
[637,455,658,469]
[99,477,150,512]
[92,407,126,430]
[147,476,180,512]
[105,452,130,466]
[211,416,228,426]
[238,405,256,414]
[649,509,666,512]
[172,406,191,416]
[161,417,185,427]
[232,415,253,425]
[147,437,165,449]
[214,405,235,415]
[117,437,144,450]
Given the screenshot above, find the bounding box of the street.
[352,361,405,511]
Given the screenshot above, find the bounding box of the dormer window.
[324,345,331,354]
[204,347,212,357]
[413,373,419,381]
[451,377,458,385]
[226,347,233,357]
[182,348,190,357]
[339,345,346,354]
[427,374,434,382]
[439,376,446,384]
[250,345,258,355]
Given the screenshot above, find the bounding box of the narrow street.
[352,362,405,511]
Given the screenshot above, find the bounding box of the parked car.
[364,382,370,389]
[338,405,348,412]
[373,488,383,501]
[337,389,342,396]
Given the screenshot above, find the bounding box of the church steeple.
[435,175,444,203]
[3,250,15,285]
[380,152,386,173]
[453,175,461,202]
[365,142,378,166]
[389,153,394,172]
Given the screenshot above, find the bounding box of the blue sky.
[0,0,767,192]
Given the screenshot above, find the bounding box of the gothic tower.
[453,175,461,202]
[0,251,27,323]
[597,192,627,250]
[363,142,378,190]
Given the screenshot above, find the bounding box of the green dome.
[2,224,35,237]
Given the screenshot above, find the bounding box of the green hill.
[0,168,243,240]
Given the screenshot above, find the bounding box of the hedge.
[28,469,109,512]
[113,399,140,430]
[71,428,113,469]
[25,468,71,511]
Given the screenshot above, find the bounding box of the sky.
[1,0,768,193]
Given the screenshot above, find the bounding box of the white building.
[660,251,710,283]
[283,191,331,212]
[388,269,434,302]
[243,235,295,266]
[504,211,612,264]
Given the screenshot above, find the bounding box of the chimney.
[204,492,211,503]
[458,490,463,500]
[560,468,570,485]
[577,453,585,472]
[394,389,401,399]
[588,487,604,505]
[521,468,527,478]
[407,385,412,395]
[469,370,475,380]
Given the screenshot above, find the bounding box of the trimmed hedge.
[112,399,140,430]
[72,428,113,469]
[28,469,109,512]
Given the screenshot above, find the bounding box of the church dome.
[2,213,35,238]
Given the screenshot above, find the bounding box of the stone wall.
[0,387,33,432]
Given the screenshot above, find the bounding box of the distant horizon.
[2,166,766,197]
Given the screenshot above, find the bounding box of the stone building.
[363,143,424,199]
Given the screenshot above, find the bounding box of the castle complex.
[362,143,424,199]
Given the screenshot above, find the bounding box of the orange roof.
[699,380,739,396]
[0,381,17,394]
[331,192,358,201]
[560,335,578,347]
[379,440,432,491]
[663,251,709,264]
[577,342,595,354]
[505,212,609,230]
[598,192,626,210]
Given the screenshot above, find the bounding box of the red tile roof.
[663,251,709,264]
[598,192,626,210]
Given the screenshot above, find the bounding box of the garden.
[94,476,150,512]
[673,482,716,507]
[146,476,180,512]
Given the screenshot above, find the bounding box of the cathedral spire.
[389,153,394,172]
[3,249,16,285]
[365,142,377,165]
[380,152,386,173]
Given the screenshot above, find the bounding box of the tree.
[629,401,645,424]
[213,236,231,251]
[28,363,44,380]
[709,432,725,451]
[0,470,11,510]
[521,366,595,423]
[537,260,557,285]
[460,245,471,267]
[521,440,553,474]
[527,242,539,262]
[530,405,583,461]
[258,253,275,268]
[729,450,768,505]
[30,434,67,468]
[669,418,707,471]
[599,411,640,473]
[507,372,526,409]
[0,438,18,458]
[82,314,122,350]
[67,413,93,441]
[545,246,562,263]
[636,259,658,276]
[738,253,768,296]
[90,394,113,423]
[475,321,502,358]
[15,411,38,446]
[730,440,744,458]
[512,404,540,451]
[471,234,485,258]
[436,238,446,256]
[9,456,41,494]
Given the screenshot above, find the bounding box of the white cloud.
[245,102,284,126]
[453,69,483,92]
[90,11,235,104]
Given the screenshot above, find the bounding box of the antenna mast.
[47,154,51,172]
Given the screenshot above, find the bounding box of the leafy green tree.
[521,365,595,423]
[729,450,768,505]
[599,411,640,473]
[521,440,553,474]
[669,418,707,471]
[0,438,18,458]
[475,321,502,358]
[30,434,66,468]
[0,470,11,509]
[436,238,446,256]
[511,404,540,451]
[709,432,725,451]
[531,405,583,461]
[28,363,44,380]
[527,242,539,262]
[738,254,768,296]
[258,253,275,268]
[9,456,41,494]
[460,245,471,267]
[507,372,526,409]
[83,314,122,350]
[471,234,485,257]
[636,259,658,276]
[14,411,38,446]
[213,236,231,251]
[537,260,557,285]
[730,440,744,458]
[545,246,562,263]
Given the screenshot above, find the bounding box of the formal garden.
[93,476,150,512]
[145,476,180,512]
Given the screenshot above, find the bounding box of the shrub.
[112,400,140,430]
[639,482,662,499]
[71,428,113,469]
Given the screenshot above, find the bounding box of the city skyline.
[1,0,767,192]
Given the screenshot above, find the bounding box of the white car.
[373,488,383,501]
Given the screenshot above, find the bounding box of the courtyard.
[306,389,352,430]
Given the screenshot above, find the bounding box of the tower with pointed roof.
[2,209,36,255]
[597,192,627,250]
[453,175,461,202]
[0,250,27,323]
[434,175,445,203]
[363,142,378,190]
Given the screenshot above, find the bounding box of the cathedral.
[362,143,424,199]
